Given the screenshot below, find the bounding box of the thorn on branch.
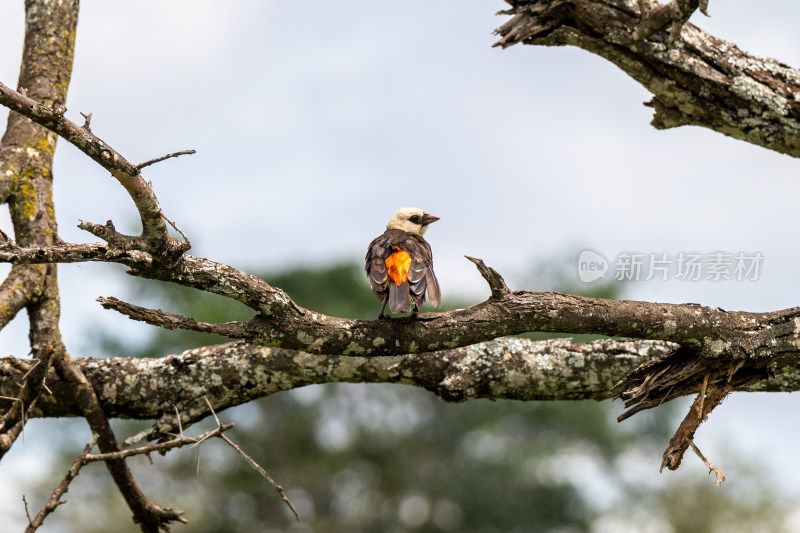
[84,423,234,463]
[201,397,300,521]
[136,149,196,170]
[162,213,192,252]
[465,256,511,298]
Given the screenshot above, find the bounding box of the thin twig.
[688,439,726,486]
[698,371,709,419]
[162,211,191,250]
[25,434,99,532]
[217,433,300,521]
[22,495,33,527]
[1,395,26,440]
[136,149,196,170]
[53,358,187,530]
[202,397,300,521]
[203,396,221,426]
[96,295,253,338]
[84,423,233,462]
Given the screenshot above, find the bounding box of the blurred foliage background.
[21,261,796,532]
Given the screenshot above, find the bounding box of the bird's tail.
[388,281,412,313]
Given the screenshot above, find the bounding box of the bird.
[365,207,442,318]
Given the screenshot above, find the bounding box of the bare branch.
[96,296,256,338]
[84,423,234,462]
[0,265,45,329]
[659,362,739,472]
[136,149,196,170]
[465,255,511,297]
[0,0,79,458]
[202,397,299,521]
[53,357,186,532]
[495,0,800,158]
[0,240,152,265]
[218,432,300,521]
[78,220,145,250]
[1,236,796,431]
[22,495,33,528]
[634,0,704,43]
[25,435,99,533]
[0,338,711,424]
[0,80,185,258]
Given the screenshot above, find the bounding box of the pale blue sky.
[2,0,800,525]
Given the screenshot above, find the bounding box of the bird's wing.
[405,234,441,308]
[365,232,392,300]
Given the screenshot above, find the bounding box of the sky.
[2,0,800,524]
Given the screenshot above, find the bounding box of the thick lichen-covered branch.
[0,338,676,423]
[0,337,795,431]
[495,0,800,157]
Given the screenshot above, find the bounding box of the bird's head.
[386,207,440,236]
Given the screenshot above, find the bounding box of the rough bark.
[3,240,800,366]
[495,0,800,157]
[0,0,78,458]
[0,2,191,529]
[0,336,792,442]
[0,338,675,423]
[2,1,800,526]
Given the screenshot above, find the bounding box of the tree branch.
[0,79,187,258]
[53,357,186,532]
[495,0,800,157]
[0,337,784,425]
[0,0,79,459]
[83,423,234,463]
[24,435,98,533]
[0,240,152,265]
[96,296,257,338]
[3,240,798,383]
[0,265,45,329]
[107,259,800,364]
[136,149,196,170]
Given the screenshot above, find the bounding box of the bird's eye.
[409,215,422,224]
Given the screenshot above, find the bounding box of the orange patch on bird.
[386,248,411,286]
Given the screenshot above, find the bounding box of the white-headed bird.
[365,207,441,318]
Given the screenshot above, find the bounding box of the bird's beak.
[421,213,440,225]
